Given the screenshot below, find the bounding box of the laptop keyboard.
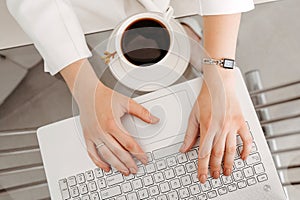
[59,133,268,200]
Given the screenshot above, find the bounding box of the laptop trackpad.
[122,91,192,146]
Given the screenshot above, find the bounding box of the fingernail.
[130,167,137,174]
[141,156,148,165]
[199,174,207,183]
[120,169,129,175]
[150,114,160,124]
[224,168,231,176]
[179,143,186,152]
[213,171,220,179]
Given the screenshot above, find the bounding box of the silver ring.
[95,142,105,149]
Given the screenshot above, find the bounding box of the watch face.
[223,59,235,69]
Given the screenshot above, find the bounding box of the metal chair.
[245,70,300,200]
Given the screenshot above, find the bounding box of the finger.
[97,141,130,175]
[128,99,159,124]
[108,120,148,165]
[223,132,237,176]
[180,113,199,152]
[209,131,226,179]
[85,140,110,172]
[238,123,253,160]
[197,124,213,184]
[101,132,138,174]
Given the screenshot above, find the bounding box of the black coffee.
[121,18,170,66]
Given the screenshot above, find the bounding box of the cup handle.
[164,6,174,22]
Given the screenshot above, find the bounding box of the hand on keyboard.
[180,68,253,184]
[61,60,160,176]
[79,83,160,175]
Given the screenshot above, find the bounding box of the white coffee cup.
[106,7,190,92]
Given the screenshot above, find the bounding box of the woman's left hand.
[180,67,253,183]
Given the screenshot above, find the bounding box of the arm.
[7,0,158,175]
[180,14,253,183]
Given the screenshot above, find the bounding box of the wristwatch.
[202,58,235,69]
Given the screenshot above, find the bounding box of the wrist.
[60,59,103,104]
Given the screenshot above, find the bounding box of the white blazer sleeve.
[199,0,255,15]
[6,0,92,75]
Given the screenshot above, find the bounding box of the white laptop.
[37,68,286,200]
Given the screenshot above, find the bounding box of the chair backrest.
[245,70,300,200]
[0,129,50,200]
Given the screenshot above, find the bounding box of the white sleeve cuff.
[7,0,92,75]
[199,0,255,15]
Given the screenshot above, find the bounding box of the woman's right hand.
[60,59,159,176]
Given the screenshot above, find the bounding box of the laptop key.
[218,187,228,195]
[234,159,245,169]
[149,185,160,196]
[94,168,103,178]
[61,188,70,200]
[82,194,90,200]
[189,184,200,195]
[168,190,179,200]
[243,167,254,178]
[97,178,106,189]
[154,172,165,183]
[127,192,138,200]
[179,188,189,198]
[157,194,168,200]
[90,192,100,200]
[138,188,149,199]
[121,182,132,193]
[165,168,175,180]
[143,175,154,186]
[254,163,265,174]
[136,166,145,177]
[146,163,156,173]
[247,177,257,186]
[207,190,217,198]
[211,178,222,188]
[246,153,261,165]
[125,173,135,181]
[146,152,153,162]
[186,162,197,173]
[116,195,126,200]
[170,178,181,189]
[160,182,170,193]
[76,173,85,184]
[201,180,212,192]
[237,180,247,189]
[222,175,233,184]
[88,181,97,192]
[106,173,124,186]
[85,170,94,181]
[191,172,198,182]
[67,176,76,187]
[100,186,121,199]
[232,170,244,181]
[156,160,167,170]
[175,165,185,176]
[132,179,143,190]
[198,194,207,200]
[177,153,188,164]
[79,184,89,195]
[166,156,177,167]
[187,149,198,160]
[228,183,237,192]
[70,186,79,197]
[59,179,68,190]
[181,175,192,186]
[257,174,268,182]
